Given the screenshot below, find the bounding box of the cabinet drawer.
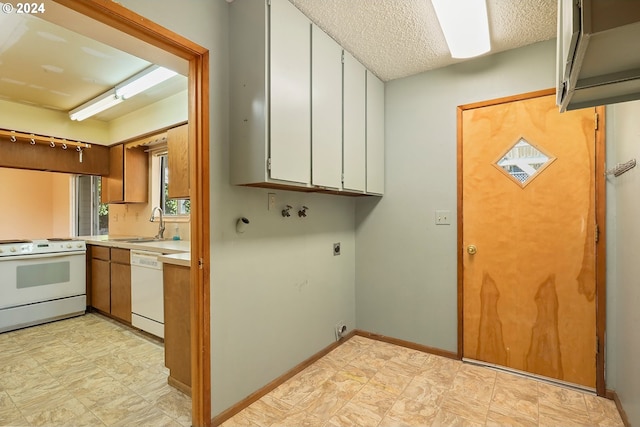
[111,248,130,264]
[91,246,110,261]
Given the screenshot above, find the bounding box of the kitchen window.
[75,175,108,236]
[149,149,190,219]
[159,153,190,216]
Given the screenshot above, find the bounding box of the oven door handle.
[2,250,86,261]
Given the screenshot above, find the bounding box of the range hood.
[557,0,640,112]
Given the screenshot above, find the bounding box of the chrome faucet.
[150,207,165,240]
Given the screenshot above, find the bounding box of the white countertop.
[79,235,191,265]
[158,253,191,267]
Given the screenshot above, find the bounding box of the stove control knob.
[10,247,16,252]
[0,248,3,253]
[66,243,72,248]
[77,243,83,248]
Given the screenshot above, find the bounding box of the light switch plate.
[435,210,451,225]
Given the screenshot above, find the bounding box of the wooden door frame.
[456,88,607,396]
[51,1,211,425]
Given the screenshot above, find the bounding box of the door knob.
[467,245,477,255]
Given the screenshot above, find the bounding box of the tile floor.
[221,335,624,427]
[0,313,191,427]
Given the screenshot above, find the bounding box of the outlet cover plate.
[435,210,451,225]
[333,242,341,256]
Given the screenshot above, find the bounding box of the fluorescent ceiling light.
[432,0,491,59]
[69,89,122,121]
[67,65,178,121]
[115,65,178,99]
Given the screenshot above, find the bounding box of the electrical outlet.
[335,321,347,341]
[435,210,451,225]
[333,242,341,256]
[268,193,276,211]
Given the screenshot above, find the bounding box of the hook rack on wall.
[0,128,92,163]
[605,158,636,177]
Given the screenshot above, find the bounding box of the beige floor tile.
[584,393,625,427]
[489,373,538,423]
[432,408,484,427]
[440,390,491,424]
[486,409,538,427]
[0,313,191,427]
[448,363,497,405]
[268,407,325,427]
[538,382,592,424]
[326,401,383,427]
[348,382,398,420]
[369,368,413,396]
[385,395,439,426]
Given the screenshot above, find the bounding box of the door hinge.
[198,258,204,270]
[341,51,344,64]
[267,158,272,171]
[595,112,599,130]
[595,223,600,243]
[596,335,600,354]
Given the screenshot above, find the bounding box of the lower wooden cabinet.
[163,263,191,395]
[110,248,132,323]
[88,245,131,324]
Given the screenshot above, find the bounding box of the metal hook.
[10,135,16,142]
[298,206,309,217]
[49,141,55,148]
[61,143,67,150]
[281,205,292,217]
[30,138,36,145]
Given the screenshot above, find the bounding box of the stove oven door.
[0,250,87,332]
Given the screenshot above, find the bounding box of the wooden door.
[460,93,600,388]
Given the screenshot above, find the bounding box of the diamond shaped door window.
[494,137,555,187]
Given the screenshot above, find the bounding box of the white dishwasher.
[130,250,164,338]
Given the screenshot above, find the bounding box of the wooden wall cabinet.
[167,124,190,199]
[88,245,131,324]
[229,0,385,196]
[163,263,191,395]
[101,144,148,204]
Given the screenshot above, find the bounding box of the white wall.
[116,0,357,417]
[606,100,640,425]
[355,40,559,352]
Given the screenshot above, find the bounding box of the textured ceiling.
[290,0,558,81]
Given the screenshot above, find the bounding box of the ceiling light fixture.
[115,65,178,99]
[431,0,491,59]
[68,65,177,121]
[69,89,122,121]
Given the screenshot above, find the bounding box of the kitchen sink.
[108,237,163,243]
[126,238,163,243]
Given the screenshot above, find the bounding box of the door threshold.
[462,358,596,395]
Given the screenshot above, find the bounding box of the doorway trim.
[51,1,211,425]
[456,88,606,396]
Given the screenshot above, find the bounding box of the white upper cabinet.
[229,0,384,196]
[269,0,311,184]
[366,71,385,195]
[342,50,367,193]
[311,24,343,190]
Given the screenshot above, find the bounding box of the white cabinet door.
[311,25,343,189]
[269,0,311,184]
[342,51,366,192]
[366,71,385,195]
